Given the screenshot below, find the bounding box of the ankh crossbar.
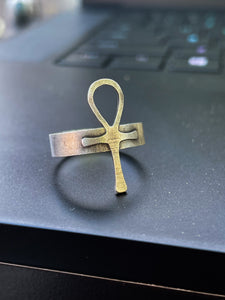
[49,78,145,194]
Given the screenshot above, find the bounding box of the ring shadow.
[53,152,146,214]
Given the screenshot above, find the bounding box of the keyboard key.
[168,56,219,73]
[77,43,168,57]
[98,30,129,41]
[168,38,210,48]
[120,31,166,45]
[204,16,216,29]
[148,12,164,25]
[59,53,108,68]
[95,40,119,49]
[187,12,201,25]
[187,33,199,43]
[95,30,166,46]
[109,55,162,70]
[172,46,220,60]
[178,24,193,34]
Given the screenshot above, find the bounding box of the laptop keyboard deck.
[58,11,225,73]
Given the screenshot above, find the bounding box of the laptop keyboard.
[58,11,225,73]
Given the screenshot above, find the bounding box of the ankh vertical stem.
[110,145,127,194]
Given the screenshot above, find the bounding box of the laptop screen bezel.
[83,0,225,8]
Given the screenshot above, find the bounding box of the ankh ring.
[49,78,145,194]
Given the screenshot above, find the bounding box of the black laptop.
[0,0,225,298]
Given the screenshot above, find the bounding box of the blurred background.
[0,0,78,39]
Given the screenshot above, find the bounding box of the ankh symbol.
[49,78,145,194]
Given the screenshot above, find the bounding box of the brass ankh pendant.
[49,78,145,194]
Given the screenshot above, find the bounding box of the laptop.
[0,0,225,297]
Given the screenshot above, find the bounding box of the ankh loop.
[49,78,145,194]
